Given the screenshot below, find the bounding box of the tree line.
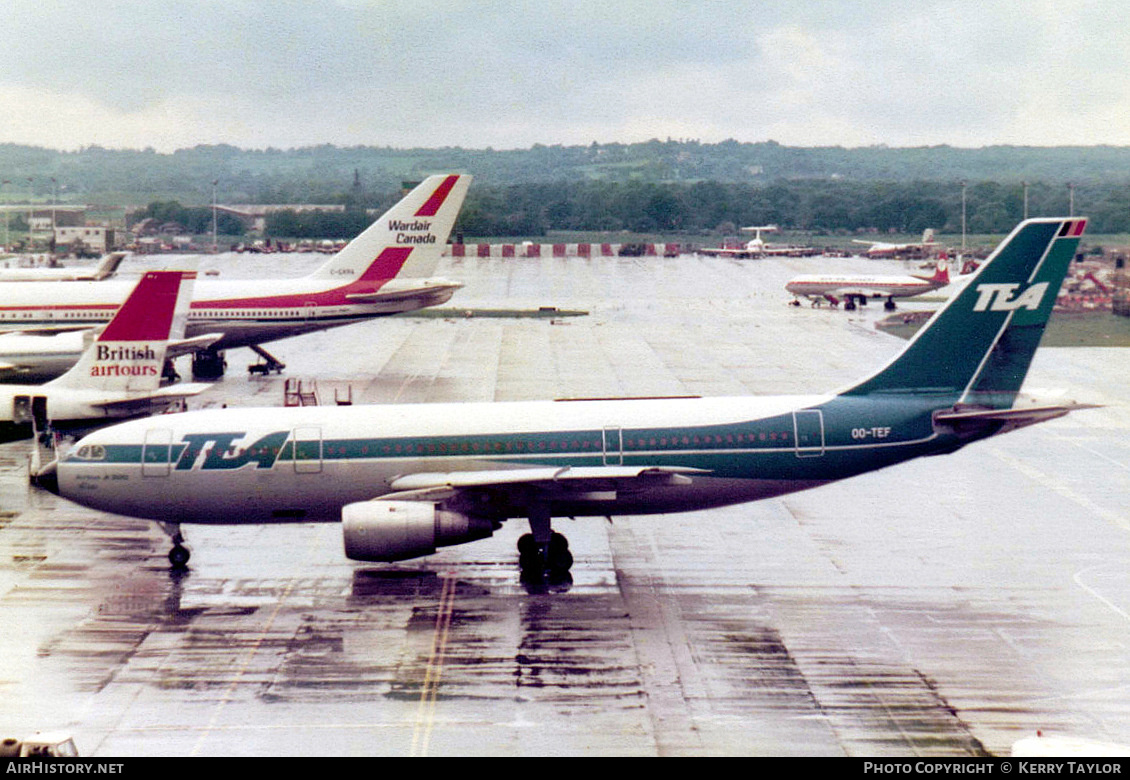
[127,177,1130,241]
[453,179,1130,238]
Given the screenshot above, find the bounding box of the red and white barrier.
[446,242,684,258]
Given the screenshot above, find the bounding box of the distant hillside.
[3,140,1130,202]
[3,141,1128,236]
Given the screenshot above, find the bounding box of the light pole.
[1022,181,1029,220]
[51,177,57,254]
[26,177,33,249]
[1067,182,1075,217]
[2,179,9,252]
[960,180,967,252]
[212,179,218,254]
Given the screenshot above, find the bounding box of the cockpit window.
[73,445,107,461]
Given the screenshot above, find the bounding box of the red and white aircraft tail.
[913,256,950,286]
[4,271,213,456]
[307,174,472,284]
[48,270,200,396]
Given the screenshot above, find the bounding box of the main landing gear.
[517,509,574,588]
[191,347,228,380]
[884,296,898,311]
[192,344,288,379]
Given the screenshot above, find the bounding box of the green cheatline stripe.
[102,416,803,466]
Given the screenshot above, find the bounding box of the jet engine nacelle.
[342,500,494,562]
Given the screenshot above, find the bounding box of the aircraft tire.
[517,533,542,571]
[517,532,573,573]
[548,533,572,572]
[168,545,191,569]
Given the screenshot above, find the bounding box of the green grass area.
[878,309,1130,346]
[1042,311,1130,346]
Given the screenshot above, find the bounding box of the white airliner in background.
[44,218,1092,578]
[0,252,126,282]
[1,270,210,443]
[852,228,939,257]
[0,331,89,383]
[0,325,220,383]
[699,225,806,258]
[0,174,471,378]
[786,257,952,309]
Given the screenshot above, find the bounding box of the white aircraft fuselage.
[0,264,459,351]
[56,394,845,523]
[0,330,86,382]
[2,273,454,345]
[784,272,944,301]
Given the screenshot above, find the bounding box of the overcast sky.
[1,0,1127,152]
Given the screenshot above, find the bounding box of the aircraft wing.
[89,383,213,411]
[380,465,711,503]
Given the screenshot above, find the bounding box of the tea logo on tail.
[972,282,1051,312]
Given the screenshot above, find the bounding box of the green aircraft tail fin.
[842,217,1087,406]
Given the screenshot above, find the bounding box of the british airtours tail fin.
[46,271,195,393]
[842,217,1087,407]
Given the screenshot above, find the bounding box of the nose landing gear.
[158,521,191,570]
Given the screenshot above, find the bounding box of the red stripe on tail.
[355,247,414,283]
[414,174,459,217]
[98,271,184,342]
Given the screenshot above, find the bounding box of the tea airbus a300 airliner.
[45,218,1092,574]
[0,175,470,379]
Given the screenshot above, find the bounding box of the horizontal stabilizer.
[934,403,1100,431]
[345,278,463,304]
[89,382,211,410]
[166,333,224,360]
